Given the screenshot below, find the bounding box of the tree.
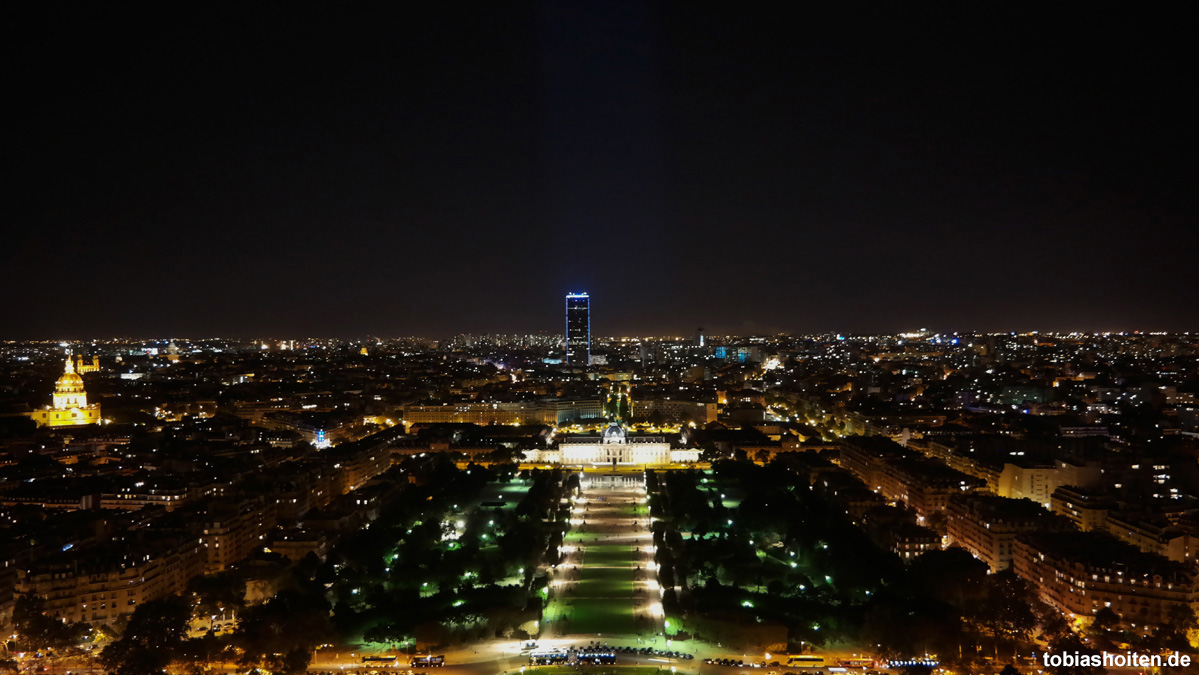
[12,596,90,652]
[1090,606,1121,643]
[981,571,1038,648]
[187,572,246,629]
[233,589,332,673]
[1152,604,1198,653]
[364,621,411,647]
[99,595,191,675]
[1032,598,1071,644]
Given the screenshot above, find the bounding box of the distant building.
[26,357,102,427]
[885,520,942,562]
[402,398,603,426]
[1013,532,1198,627]
[15,536,203,625]
[632,398,718,424]
[1104,513,1195,564]
[524,423,700,466]
[945,493,1064,572]
[1050,485,1113,532]
[920,437,1101,507]
[565,292,590,365]
[839,436,985,515]
[75,354,101,373]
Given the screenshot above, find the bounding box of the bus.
[361,655,397,664]
[838,658,875,668]
[788,655,826,668]
[577,650,617,665]
[411,655,445,667]
[530,649,569,665]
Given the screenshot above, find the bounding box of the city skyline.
[2,5,1198,671]
[1,321,1196,672]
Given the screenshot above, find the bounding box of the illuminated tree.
[12,596,90,652]
[99,595,190,675]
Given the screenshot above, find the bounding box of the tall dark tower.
[565,292,591,365]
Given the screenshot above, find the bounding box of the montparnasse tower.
[27,356,102,427]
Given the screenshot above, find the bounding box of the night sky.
[7,4,1196,338]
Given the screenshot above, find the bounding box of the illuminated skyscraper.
[565,292,590,365]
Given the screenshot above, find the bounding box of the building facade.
[524,423,700,466]
[15,537,203,626]
[1013,532,1198,626]
[565,292,590,365]
[945,494,1058,572]
[632,398,718,424]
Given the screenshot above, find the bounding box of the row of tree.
[648,460,1197,674]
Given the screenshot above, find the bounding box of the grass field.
[583,545,639,567]
[550,491,650,636]
[471,481,530,510]
[575,567,634,596]
[565,596,637,635]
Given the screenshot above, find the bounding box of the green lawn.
[583,545,639,567]
[575,567,633,596]
[564,597,638,635]
[554,491,651,637]
[471,481,530,510]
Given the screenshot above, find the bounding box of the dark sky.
[6,4,1196,338]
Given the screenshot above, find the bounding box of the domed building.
[523,422,700,466]
[27,357,102,427]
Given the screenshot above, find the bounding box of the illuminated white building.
[524,423,700,466]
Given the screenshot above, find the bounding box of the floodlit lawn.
[566,597,637,635]
[556,488,648,636]
[575,566,633,596]
[584,545,638,567]
[472,481,530,510]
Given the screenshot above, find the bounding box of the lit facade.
[524,423,700,466]
[945,493,1057,572]
[1050,486,1112,532]
[27,357,102,427]
[15,538,203,625]
[632,398,719,424]
[1013,533,1198,626]
[565,292,590,365]
[75,354,101,373]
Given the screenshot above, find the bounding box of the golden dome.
[56,357,85,393]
